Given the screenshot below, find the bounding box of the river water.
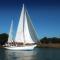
[0,48,60,60]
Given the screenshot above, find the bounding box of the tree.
[0,33,8,45]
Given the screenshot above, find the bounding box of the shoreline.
[0,43,60,48]
[37,43,60,48]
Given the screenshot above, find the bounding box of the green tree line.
[40,37,60,43]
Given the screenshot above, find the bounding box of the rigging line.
[23,5,25,44]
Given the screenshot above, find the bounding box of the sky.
[0,0,60,39]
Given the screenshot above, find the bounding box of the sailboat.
[4,4,38,50]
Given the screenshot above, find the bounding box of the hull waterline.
[4,45,36,50]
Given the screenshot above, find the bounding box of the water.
[0,48,60,60]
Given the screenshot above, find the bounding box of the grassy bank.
[37,43,60,48]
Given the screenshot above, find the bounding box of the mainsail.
[8,20,13,43]
[24,9,38,44]
[15,4,38,44]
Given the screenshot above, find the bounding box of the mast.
[22,4,26,45]
[8,20,13,43]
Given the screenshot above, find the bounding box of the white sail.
[15,4,25,43]
[15,4,38,44]
[8,20,13,43]
[24,10,37,44]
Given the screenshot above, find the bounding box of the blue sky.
[0,0,60,39]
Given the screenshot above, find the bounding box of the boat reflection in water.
[0,48,60,60]
[4,48,37,60]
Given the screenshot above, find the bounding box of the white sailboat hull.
[4,45,36,50]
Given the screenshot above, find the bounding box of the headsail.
[15,4,25,43]
[8,20,13,43]
[15,4,38,44]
